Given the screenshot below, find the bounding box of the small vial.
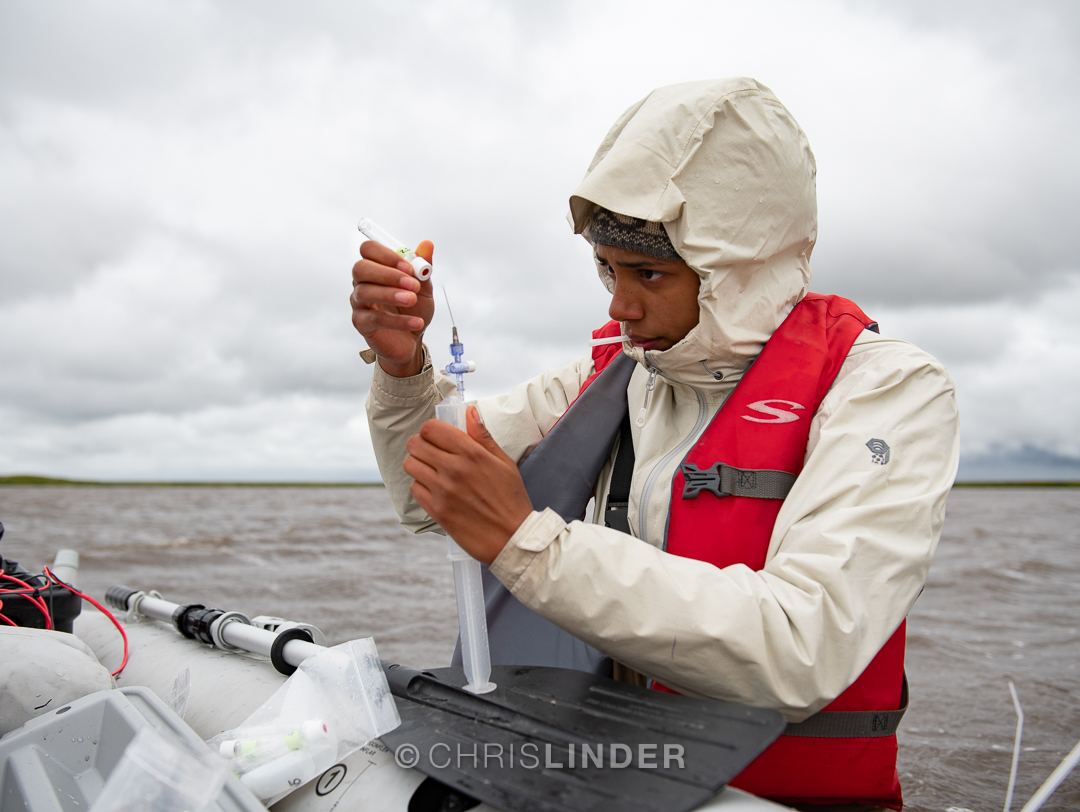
[357,217,432,281]
[240,749,321,800]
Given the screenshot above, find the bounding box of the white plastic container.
[0,687,264,812]
[91,726,229,812]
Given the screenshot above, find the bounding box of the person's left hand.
[404,406,534,564]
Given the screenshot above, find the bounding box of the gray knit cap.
[583,207,681,261]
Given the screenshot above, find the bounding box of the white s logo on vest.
[742,399,805,423]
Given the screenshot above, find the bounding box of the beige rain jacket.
[366,78,959,722]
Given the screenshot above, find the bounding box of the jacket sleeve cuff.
[369,345,435,407]
[489,508,566,590]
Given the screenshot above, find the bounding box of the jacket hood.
[568,78,816,388]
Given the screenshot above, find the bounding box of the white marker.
[357,217,432,281]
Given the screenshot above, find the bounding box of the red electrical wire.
[0,571,52,630]
[0,573,51,628]
[0,598,17,626]
[43,567,129,678]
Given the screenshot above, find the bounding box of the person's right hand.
[351,239,435,377]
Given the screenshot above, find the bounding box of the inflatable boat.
[1,547,794,812]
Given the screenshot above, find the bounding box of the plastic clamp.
[209,611,252,651]
[250,616,327,647]
[270,627,314,676]
[171,603,206,639]
[178,606,225,646]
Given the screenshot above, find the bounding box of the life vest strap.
[680,462,797,501]
[604,411,636,535]
[782,674,908,739]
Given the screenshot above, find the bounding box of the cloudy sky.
[1,0,1078,482]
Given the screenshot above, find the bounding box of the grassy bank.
[0,475,383,487]
[951,480,1080,487]
[3,475,1078,488]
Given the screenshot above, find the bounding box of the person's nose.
[608,275,644,323]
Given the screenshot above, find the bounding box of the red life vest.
[589,294,905,809]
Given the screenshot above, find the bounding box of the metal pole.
[1019,738,1080,812]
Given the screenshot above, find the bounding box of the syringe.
[357,217,433,281]
[433,309,494,695]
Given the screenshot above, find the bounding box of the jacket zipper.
[636,366,659,427]
[635,352,710,542]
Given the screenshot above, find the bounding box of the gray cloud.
[1,0,1078,479]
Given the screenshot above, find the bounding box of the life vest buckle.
[680,463,796,501]
[680,463,730,500]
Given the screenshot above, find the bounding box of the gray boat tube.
[75,612,791,812]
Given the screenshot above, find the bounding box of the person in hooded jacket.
[351,78,960,810]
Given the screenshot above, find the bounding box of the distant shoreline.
[1,474,1077,488]
[0,475,383,487]
[951,481,1080,487]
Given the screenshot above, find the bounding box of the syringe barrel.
[357,217,432,281]
[435,393,467,431]
[436,393,496,694]
[449,539,494,694]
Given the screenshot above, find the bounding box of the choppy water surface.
[1,485,1077,811]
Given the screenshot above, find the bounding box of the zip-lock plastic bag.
[207,638,400,804]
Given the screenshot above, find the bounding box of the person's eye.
[640,269,664,282]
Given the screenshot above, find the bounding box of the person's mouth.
[626,333,663,351]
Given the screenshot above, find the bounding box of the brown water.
[1,485,1077,811]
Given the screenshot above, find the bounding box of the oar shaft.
[221,618,324,666]
[107,587,323,669]
[135,594,185,623]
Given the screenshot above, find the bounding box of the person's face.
[596,244,701,352]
